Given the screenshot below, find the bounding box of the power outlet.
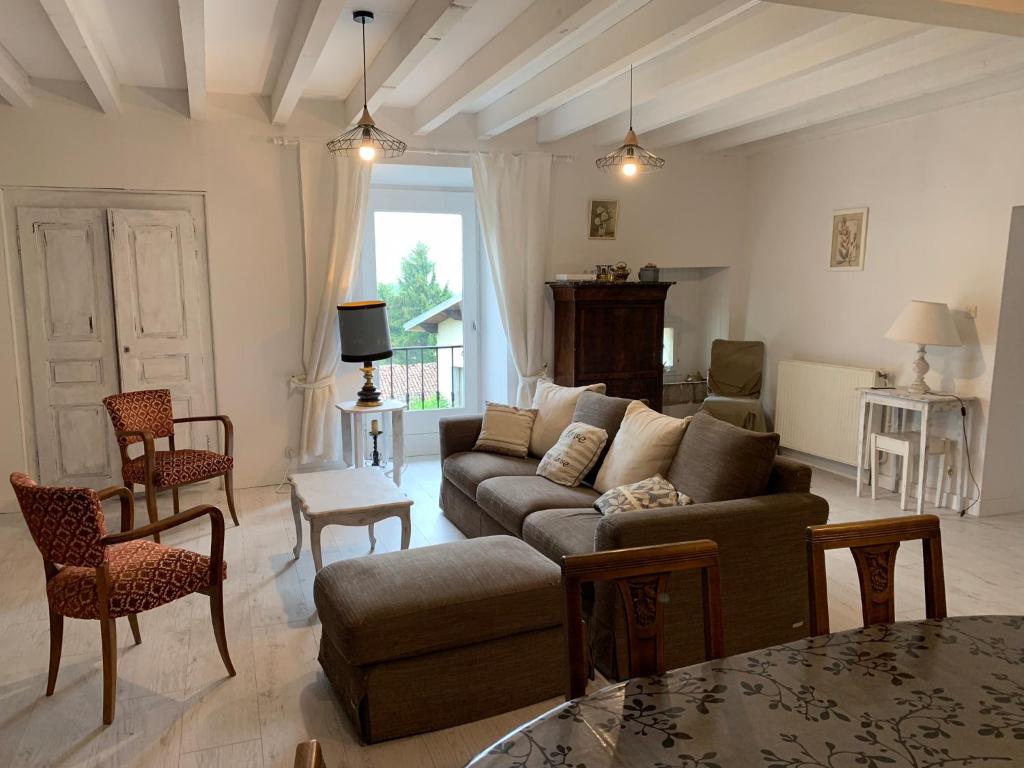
[965,305,978,320]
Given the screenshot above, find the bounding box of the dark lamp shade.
[338,301,393,363]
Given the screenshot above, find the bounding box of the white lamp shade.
[885,300,961,347]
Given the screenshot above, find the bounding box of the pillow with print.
[536,422,609,487]
[594,475,693,515]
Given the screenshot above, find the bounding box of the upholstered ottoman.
[313,536,565,743]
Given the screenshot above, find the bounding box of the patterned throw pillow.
[473,402,538,458]
[536,422,609,487]
[593,475,692,515]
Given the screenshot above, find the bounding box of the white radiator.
[775,360,880,465]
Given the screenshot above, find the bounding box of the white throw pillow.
[473,402,538,458]
[536,422,609,487]
[529,380,606,458]
[593,401,692,493]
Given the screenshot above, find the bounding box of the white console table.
[855,387,976,514]
[337,399,407,486]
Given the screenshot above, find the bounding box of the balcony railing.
[377,345,465,411]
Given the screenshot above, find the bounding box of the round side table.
[336,399,407,486]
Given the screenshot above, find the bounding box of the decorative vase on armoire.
[547,281,673,411]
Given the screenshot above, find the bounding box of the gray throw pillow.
[594,474,691,515]
[667,411,780,503]
[571,391,634,485]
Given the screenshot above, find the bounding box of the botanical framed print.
[829,207,868,271]
[588,200,618,240]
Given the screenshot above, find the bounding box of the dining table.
[467,615,1024,767]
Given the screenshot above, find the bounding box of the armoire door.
[108,209,215,451]
[17,207,121,487]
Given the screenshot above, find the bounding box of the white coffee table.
[288,467,413,572]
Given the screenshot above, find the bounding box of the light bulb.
[621,161,638,177]
[358,144,377,162]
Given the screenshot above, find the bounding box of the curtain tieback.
[521,363,548,383]
[289,358,338,393]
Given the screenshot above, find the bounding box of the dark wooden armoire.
[548,281,673,411]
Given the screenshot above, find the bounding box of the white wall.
[740,89,1024,513]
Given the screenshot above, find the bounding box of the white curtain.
[471,151,553,406]
[292,142,371,464]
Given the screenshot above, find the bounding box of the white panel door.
[108,209,215,451]
[17,207,121,487]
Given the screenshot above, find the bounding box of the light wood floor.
[1,459,1021,767]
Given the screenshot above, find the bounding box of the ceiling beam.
[587,14,923,145]
[178,0,206,120]
[39,0,120,113]
[271,0,346,126]
[476,0,757,140]
[0,42,33,108]
[411,0,651,136]
[539,3,838,143]
[344,0,477,125]
[762,0,1024,36]
[678,35,1024,151]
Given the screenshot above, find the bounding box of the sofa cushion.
[443,451,539,499]
[667,411,780,503]
[473,402,538,457]
[313,536,561,666]
[594,401,691,493]
[476,476,600,536]
[529,380,606,458]
[522,508,601,565]
[572,391,634,485]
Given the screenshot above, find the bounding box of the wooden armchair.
[103,388,238,540]
[806,515,947,635]
[561,540,724,699]
[10,472,235,724]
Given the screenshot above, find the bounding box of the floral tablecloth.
[469,616,1024,768]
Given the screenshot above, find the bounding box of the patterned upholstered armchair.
[103,389,238,540]
[9,472,235,725]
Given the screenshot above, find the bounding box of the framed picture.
[588,199,618,240]
[829,207,868,271]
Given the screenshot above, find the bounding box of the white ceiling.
[1,0,1023,153]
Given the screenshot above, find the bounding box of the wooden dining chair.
[806,515,946,635]
[103,388,238,541]
[10,472,235,724]
[561,540,724,700]
[294,740,327,768]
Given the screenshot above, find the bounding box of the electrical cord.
[933,391,979,517]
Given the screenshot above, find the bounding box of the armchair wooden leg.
[46,610,63,695]
[127,614,142,645]
[224,471,239,527]
[209,583,236,677]
[172,488,180,517]
[99,615,117,725]
[143,482,161,544]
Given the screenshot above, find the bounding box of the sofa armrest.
[595,493,829,551]
[439,416,483,461]
[767,456,813,494]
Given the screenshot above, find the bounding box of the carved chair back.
[103,389,175,448]
[806,515,946,635]
[561,540,724,700]
[10,472,108,568]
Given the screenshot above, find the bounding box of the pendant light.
[326,10,407,161]
[595,65,664,176]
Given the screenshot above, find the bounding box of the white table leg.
[399,507,411,550]
[856,395,867,497]
[353,413,365,469]
[290,485,303,559]
[310,521,324,573]
[368,522,376,553]
[341,412,353,468]
[916,405,929,515]
[392,408,405,487]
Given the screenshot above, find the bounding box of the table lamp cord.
[934,392,979,517]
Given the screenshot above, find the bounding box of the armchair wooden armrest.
[101,504,226,584]
[174,415,233,456]
[97,485,135,533]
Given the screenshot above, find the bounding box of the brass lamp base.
[355,363,383,407]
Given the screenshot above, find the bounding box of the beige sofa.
[439,394,829,679]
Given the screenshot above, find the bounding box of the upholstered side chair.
[9,472,235,725]
[103,389,238,540]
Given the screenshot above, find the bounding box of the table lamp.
[884,300,961,394]
[339,300,393,407]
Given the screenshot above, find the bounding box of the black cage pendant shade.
[595,65,665,176]
[326,11,407,161]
